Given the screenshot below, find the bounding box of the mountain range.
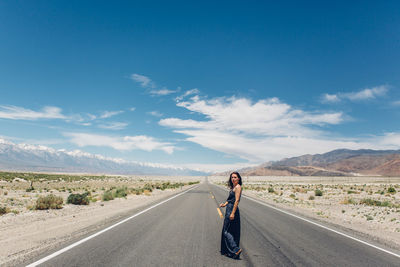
[237,149,400,176]
[2,138,400,176]
[0,139,206,176]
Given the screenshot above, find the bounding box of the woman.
[220,171,242,259]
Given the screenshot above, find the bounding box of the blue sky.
[1,1,400,171]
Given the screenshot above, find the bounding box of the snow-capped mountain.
[0,139,206,175]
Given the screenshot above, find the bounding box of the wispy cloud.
[130,73,182,97]
[98,122,129,130]
[322,85,388,103]
[148,111,163,117]
[0,105,66,120]
[86,114,97,120]
[79,122,92,126]
[149,88,179,96]
[99,110,124,119]
[65,132,175,154]
[130,73,155,88]
[322,93,340,103]
[175,88,200,102]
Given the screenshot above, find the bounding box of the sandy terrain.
[1,173,399,265]
[0,174,202,266]
[210,176,400,251]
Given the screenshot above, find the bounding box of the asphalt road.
[26,179,400,266]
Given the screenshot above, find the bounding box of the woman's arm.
[220,201,228,207]
[229,185,241,220]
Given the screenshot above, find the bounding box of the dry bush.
[35,194,63,210]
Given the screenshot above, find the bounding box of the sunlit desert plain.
[0,172,200,266]
[1,172,400,265]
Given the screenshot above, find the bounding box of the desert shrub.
[188,181,199,185]
[0,206,9,215]
[360,198,377,206]
[35,194,63,210]
[102,190,114,201]
[366,215,374,221]
[113,187,128,198]
[308,195,315,200]
[343,198,357,205]
[315,189,323,197]
[359,198,393,207]
[143,184,153,192]
[347,190,356,194]
[268,187,275,193]
[131,188,143,195]
[174,182,185,188]
[388,187,396,194]
[67,193,89,205]
[289,194,296,199]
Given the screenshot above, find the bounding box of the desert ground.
[0,172,201,266]
[1,173,399,266]
[210,175,400,251]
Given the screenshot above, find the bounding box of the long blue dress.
[220,189,241,257]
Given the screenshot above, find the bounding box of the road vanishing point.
[25,178,400,267]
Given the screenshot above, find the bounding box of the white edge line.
[213,184,400,259]
[26,185,199,267]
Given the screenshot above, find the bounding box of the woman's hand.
[220,203,226,207]
[229,213,235,220]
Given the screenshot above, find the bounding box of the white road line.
[26,185,199,267]
[213,184,400,259]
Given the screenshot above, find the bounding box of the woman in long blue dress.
[220,171,242,259]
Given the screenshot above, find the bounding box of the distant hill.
[237,149,400,176]
[0,139,206,176]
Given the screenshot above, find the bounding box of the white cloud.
[149,88,179,96]
[86,114,97,120]
[129,107,136,111]
[377,132,400,147]
[175,88,200,101]
[79,122,92,126]
[99,110,124,119]
[64,132,175,154]
[130,73,155,88]
[162,96,342,137]
[98,122,128,130]
[159,96,357,162]
[345,85,388,100]
[148,111,163,117]
[322,93,340,103]
[322,85,388,103]
[175,129,379,162]
[0,105,66,120]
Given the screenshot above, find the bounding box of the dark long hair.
[228,171,242,189]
